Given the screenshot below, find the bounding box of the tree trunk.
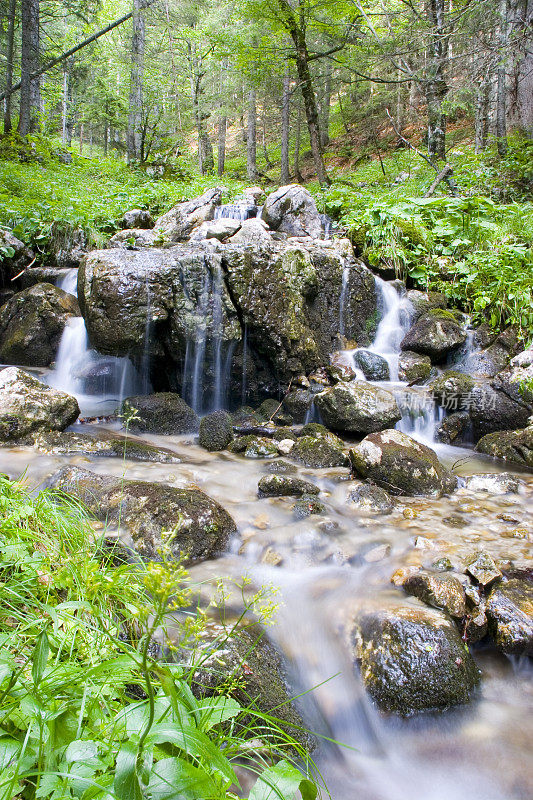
[3,0,16,132]
[217,61,227,176]
[246,88,257,181]
[276,0,330,185]
[127,0,145,162]
[424,0,449,162]
[475,74,490,153]
[18,0,40,135]
[293,101,303,182]
[280,67,291,184]
[496,0,510,155]
[188,42,213,174]
[506,0,533,138]
[79,122,84,154]
[320,59,332,147]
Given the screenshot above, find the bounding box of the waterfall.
[56,268,78,297]
[48,317,88,395]
[140,276,152,395]
[214,202,258,222]
[211,266,224,411]
[368,277,412,381]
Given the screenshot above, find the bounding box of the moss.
[427,307,463,322]
[347,224,369,254]
[291,435,347,469]
[393,217,430,248]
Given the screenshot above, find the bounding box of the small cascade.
[55,268,78,297]
[191,273,209,414]
[395,387,443,443]
[320,213,334,240]
[448,327,477,373]
[48,317,139,416]
[214,202,259,222]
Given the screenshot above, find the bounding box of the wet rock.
[122,393,199,435]
[468,376,532,439]
[51,225,89,268]
[0,229,34,283]
[228,219,272,248]
[407,290,447,321]
[228,435,279,458]
[315,382,401,435]
[348,484,393,514]
[190,218,242,242]
[261,184,322,238]
[437,412,470,444]
[351,350,390,381]
[47,465,237,563]
[32,430,181,463]
[121,209,155,229]
[198,410,233,451]
[401,310,466,363]
[0,367,79,441]
[292,495,327,519]
[264,459,297,475]
[465,328,518,378]
[154,187,224,241]
[107,229,157,248]
[349,429,456,497]
[0,283,79,366]
[291,434,348,468]
[463,473,520,494]
[475,427,533,468]
[254,398,293,426]
[257,474,319,498]
[398,351,432,384]
[486,579,533,655]
[401,570,467,619]
[430,370,475,408]
[465,552,502,586]
[350,601,479,715]
[282,389,314,423]
[300,422,342,442]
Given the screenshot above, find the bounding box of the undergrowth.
[0,475,319,800]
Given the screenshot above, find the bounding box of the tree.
[18,0,40,134]
[127,0,146,162]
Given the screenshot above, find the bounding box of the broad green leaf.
[148,724,236,784]
[32,630,49,686]
[114,741,143,800]
[65,740,99,764]
[147,756,220,800]
[248,760,317,800]
[0,737,20,770]
[195,696,242,731]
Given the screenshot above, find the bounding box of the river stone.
[228,435,279,458]
[351,350,390,381]
[465,552,502,586]
[291,434,347,468]
[31,430,181,463]
[475,427,533,468]
[349,429,457,497]
[401,311,466,362]
[486,579,533,655]
[257,474,319,498]
[122,393,199,435]
[437,412,470,444]
[282,389,315,423]
[292,495,327,519]
[121,209,154,229]
[463,473,520,494]
[198,410,233,451]
[190,218,242,241]
[315,382,401,435]
[348,484,394,514]
[407,290,447,321]
[350,601,479,715]
[401,570,467,619]
[398,351,432,383]
[0,283,80,367]
[154,187,224,241]
[261,184,322,238]
[47,465,236,564]
[228,218,272,248]
[0,367,79,441]
[264,459,297,475]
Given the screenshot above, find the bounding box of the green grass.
[0,475,319,800]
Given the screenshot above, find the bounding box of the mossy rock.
[199,411,233,451]
[292,495,327,519]
[486,578,533,655]
[291,434,348,469]
[475,427,533,468]
[257,474,320,498]
[122,393,199,435]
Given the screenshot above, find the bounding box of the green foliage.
[0,476,318,800]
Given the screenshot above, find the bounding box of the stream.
[2,236,532,799]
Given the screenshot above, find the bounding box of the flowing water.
[5,260,532,799]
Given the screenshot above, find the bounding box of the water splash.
[55,268,78,297]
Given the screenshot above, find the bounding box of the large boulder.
[261,184,322,238]
[349,429,457,497]
[315,382,401,434]
[190,218,242,242]
[107,229,157,249]
[0,283,79,367]
[398,351,431,383]
[351,349,390,381]
[154,187,224,242]
[401,310,466,362]
[350,600,479,715]
[475,427,533,467]
[291,434,347,468]
[47,466,237,563]
[486,578,533,656]
[0,229,34,284]
[198,410,233,451]
[228,218,272,248]
[0,367,79,441]
[121,209,154,229]
[122,393,199,435]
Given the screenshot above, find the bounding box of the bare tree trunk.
[127,0,145,162]
[79,122,84,154]
[246,88,257,181]
[18,0,40,135]
[496,0,509,154]
[294,101,303,182]
[475,74,490,153]
[424,0,449,162]
[217,61,227,176]
[280,66,291,184]
[188,42,213,174]
[3,0,16,132]
[320,59,332,147]
[507,0,533,138]
[29,0,40,129]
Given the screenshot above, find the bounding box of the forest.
[0,1,532,799]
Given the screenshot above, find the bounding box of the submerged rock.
[348,484,394,514]
[228,435,279,458]
[401,310,466,362]
[486,579,533,655]
[349,429,457,497]
[31,430,181,463]
[0,367,79,441]
[463,473,520,494]
[261,184,322,238]
[47,466,237,564]
[198,410,233,451]
[315,382,401,435]
[257,474,319,498]
[475,427,533,468]
[350,601,479,715]
[292,495,327,519]
[122,393,199,435]
[0,283,79,367]
[291,434,347,468]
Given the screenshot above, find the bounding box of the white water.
[55,268,78,296]
[214,202,258,222]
